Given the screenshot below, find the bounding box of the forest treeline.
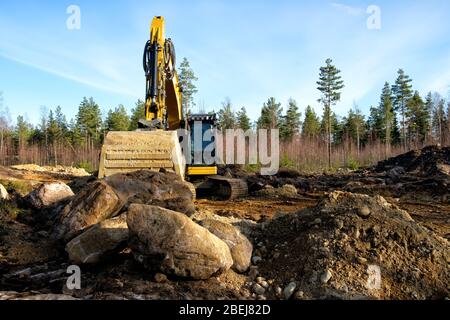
[0,58,449,171]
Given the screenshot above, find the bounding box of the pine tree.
[392,69,413,150]
[257,97,283,130]
[367,106,383,142]
[217,99,236,130]
[178,58,198,118]
[302,106,320,139]
[376,82,396,155]
[105,105,131,131]
[407,91,428,146]
[54,106,68,136]
[68,118,82,147]
[317,58,345,168]
[236,107,251,131]
[76,97,102,144]
[280,98,302,141]
[344,106,366,153]
[432,96,446,145]
[129,100,145,131]
[14,115,32,151]
[424,92,434,142]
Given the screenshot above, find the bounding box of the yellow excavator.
[98,16,247,200]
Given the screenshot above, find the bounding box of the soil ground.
[0,147,449,300]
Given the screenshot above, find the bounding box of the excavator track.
[194,176,248,200]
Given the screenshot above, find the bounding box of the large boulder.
[104,170,195,216]
[127,204,233,280]
[199,219,253,273]
[53,180,123,242]
[66,214,128,264]
[53,170,196,243]
[26,182,74,209]
[0,183,9,200]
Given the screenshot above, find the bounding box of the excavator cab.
[186,114,218,176]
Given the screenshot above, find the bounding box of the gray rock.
[104,170,196,216]
[253,283,266,295]
[17,294,78,300]
[252,256,262,265]
[0,184,9,200]
[53,180,123,242]
[274,286,282,297]
[283,282,297,300]
[199,218,253,273]
[154,273,168,283]
[26,182,74,209]
[65,214,128,264]
[127,204,233,280]
[321,269,333,284]
[357,206,371,218]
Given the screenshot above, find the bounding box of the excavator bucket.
[98,131,186,180]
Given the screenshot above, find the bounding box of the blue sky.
[1,0,450,125]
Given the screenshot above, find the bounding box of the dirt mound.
[11,165,90,177]
[375,145,450,177]
[253,191,449,300]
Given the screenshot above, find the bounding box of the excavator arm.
[98,17,185,179]
[141,16,183,130]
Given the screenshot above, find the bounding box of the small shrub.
[77,161,94,173]
[281,154,296,169]
[0,179,33,196]
[244,163,261,173]
[0,201,21,220]
[347,158,361,170]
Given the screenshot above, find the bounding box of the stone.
[321,269,333,284]
[357,206,371,218]
[357,257,368,264]
[127,204,233,280]
[104,170,195,216]
[280,184,298,196]
[154,273,168,283]
[0,184,9,200]
[17,294,78,300]
[199,218,253,273]
[253,283,266,295]
[252,256,262,265]
[294,290,305,300]
[274,286,282,297]
[65,214,128,264]
[26,182,74,209]
[53,180,123,242]
[283,282,297,300]
[248,266,259,279]
[256,276,265,284]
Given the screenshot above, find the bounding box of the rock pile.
[254,191,450,300]
[375,145,450,178]
[49,170,253,280]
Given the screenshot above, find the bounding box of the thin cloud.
[0,51,139,98]
[331,2,364,16]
